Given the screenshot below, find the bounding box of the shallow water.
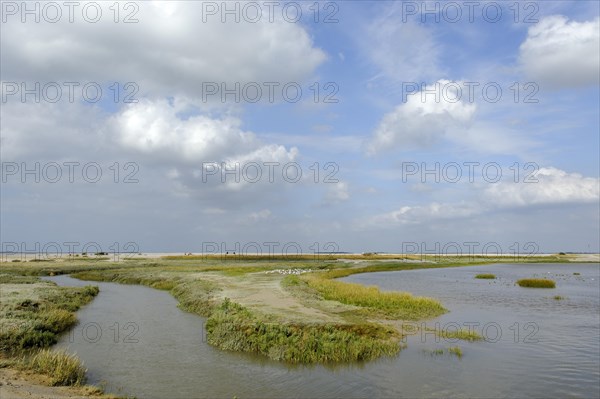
[48,263,600,398]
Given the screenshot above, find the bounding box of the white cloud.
[1,2,326,101]
[484,167,600,207]
[366,80,476,155]
[110,99,276,164]
[519,16,600,88]
[107,99,300,199]
[324,182,350,204]
[364,167,599,226]
[2,98,300,209]
[366,201,480,226]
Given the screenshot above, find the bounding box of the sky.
[1,0,599,256]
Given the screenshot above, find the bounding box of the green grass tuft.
[424,348,445,356]
[475,273,496,279]
[516,278,556,288]
[428,327,482,342]
[447,346,463,358]
[28,349,87,386]
[423,346,463,358]
[302,275,446,320]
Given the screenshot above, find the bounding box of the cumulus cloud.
[105,99,301,200]
[364,167,599,226]
[366,80,476,155]
[519,16,600,88]
[109,99,289,164]
[483,167,600,207]
[2,97,300,211]
[1,1,326,101]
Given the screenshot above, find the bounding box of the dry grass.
[28,349,86,386]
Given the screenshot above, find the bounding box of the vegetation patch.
[475,273,496,279]
[0,274,104,393]
[516,278,556,288]
[424,348,445,356]
[423,346,463,358]
[447,346,463,358]
[206,298,401,363]
[301,274,446,320]
[171,279,219,316]
[427,327,482,342]
[0,277,98,352]
[27,349,87,386]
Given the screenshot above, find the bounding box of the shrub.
[18,330,57,349]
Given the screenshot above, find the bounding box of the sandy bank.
[0,368,111,399]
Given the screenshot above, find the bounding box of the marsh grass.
[447,346,463,358]
[4,255,583,367]
[301,274,446,320]
[72,270,403,363]
[28,349,87,386]
[423,346,463,358]
[516,278,556,288]
[206,299,401,363]
[0,275,98,352]
[475,274,496,279]
[5,256,572,365]
[553,295,565,300]
[424,348,445,356]
[427,327,482,341]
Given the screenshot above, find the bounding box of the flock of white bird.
[265,268,312,275]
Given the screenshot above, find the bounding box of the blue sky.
[1,1,599,255]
